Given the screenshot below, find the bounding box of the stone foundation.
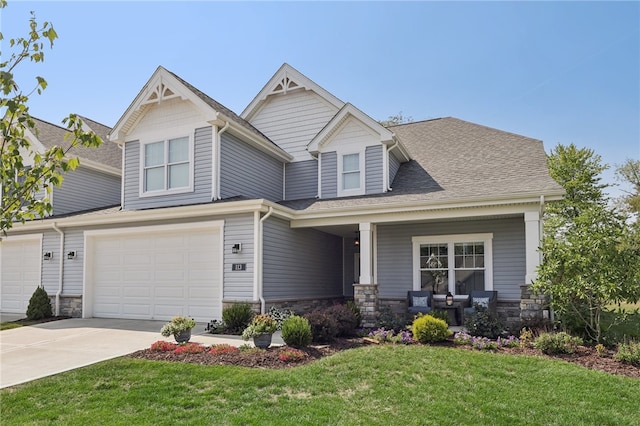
[353,284,379,328]
[49,295,83,317]
[520,285,550,322]
[222,297,345,318]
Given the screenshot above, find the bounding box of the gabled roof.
[241,63,345,121]
[280,117,564,211]
[30,117,121,173]
[109,66,292,161]
[307,103,411,161]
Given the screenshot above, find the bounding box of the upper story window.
[141,136,193,196]
[338,151,364,196]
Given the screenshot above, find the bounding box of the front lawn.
[2,345,638,425]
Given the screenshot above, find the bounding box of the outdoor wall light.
[43,251,53,261]
[446,292,454,306]
[231,243,242,254]
[67,251,77,260]
[353,232,360,247]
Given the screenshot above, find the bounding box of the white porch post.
[359,222,373,284]
[524,210,541,285]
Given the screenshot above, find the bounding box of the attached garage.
[0,234,43,314]
[84,221,223,322]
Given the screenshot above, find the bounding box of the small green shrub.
[614,340,640,366]
[430,310,450,325]
[304,310,339,343]
[222,303,254,334]
[346,300,362,328]
[519,327,535,348]
[325,304,358,337]
[281,315,313,347]
[26,286,52,320]
[376,306,410,332]
[533,332,583,355]
[464,305,503,339]
[411,314,451,344]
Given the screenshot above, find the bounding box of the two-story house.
[0,64,563,326]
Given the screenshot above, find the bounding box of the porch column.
[354,222,378,328]
[524,210,541,284]
[359,223,373,284]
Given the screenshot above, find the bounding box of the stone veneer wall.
[49,295,83,317]
[520,285,550,322]
[223,297,344,317]
[353,284,379,328]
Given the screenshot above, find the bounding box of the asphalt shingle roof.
[280,117,563,211]
[32,117,121,170]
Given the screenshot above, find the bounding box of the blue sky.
[2,1,639,198]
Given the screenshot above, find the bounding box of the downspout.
[257,206,274,313]
[215,121,230,200]
[52,222,64,316]
[386,140,399,192]
[539,195,553,322]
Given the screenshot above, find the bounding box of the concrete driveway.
[0,317,262,389]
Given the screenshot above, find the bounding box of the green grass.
[0,322,23,331]
[2,345,639,425]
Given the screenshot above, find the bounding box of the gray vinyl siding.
[263,216,342,300]
[123,127,213,210]
[60,229,85,295]
[285,160,318,200]
[52,167,120,215]
[222,214,255,300]
[376,217,525,300]
[343,238,359,297]
[389,151,401,187]
[219,133,283,202]
[365,145,383,195]
[320,151,337,199]
[41,231,61,295]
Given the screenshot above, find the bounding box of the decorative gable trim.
[241,63,345,121]
[109,66,218,144]
[307,103,397,155]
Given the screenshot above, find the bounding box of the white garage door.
[88,223,221,322]
[0,235,42,314]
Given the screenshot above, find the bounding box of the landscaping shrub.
[173,343,206,355]
[614,340,640,366]
[411,314,451,344]
[281,315,312,347]
[346,300,362,328]
[533,332,583,355]
[368,328,414,344]
[325,304,358,337]
[209,344,240,355]
[376,306,410,332]
[222,303,254,334]
[150,341,177,352]
[278,348,307,363]
[26,286,52,320]
[464,305,504,339]
[429,310,450,325]
[304,310,339,343]
[268,306,295,329]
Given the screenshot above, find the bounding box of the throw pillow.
[473,297,490,308]
[412,296,429,307]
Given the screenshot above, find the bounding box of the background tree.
[615,158,640,214]
[1,0,102,234]
[379,111,413,127]
[533,144,640,343]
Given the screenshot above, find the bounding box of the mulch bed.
[128,337,640,379]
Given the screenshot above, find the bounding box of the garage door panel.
[1,238,41,313]
[91,227,220,321]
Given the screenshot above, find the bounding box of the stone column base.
[353,283,379,328]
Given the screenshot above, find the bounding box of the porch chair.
[463,290,498,316]
[407,291,433,315]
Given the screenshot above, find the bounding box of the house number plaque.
[231,263,247,271]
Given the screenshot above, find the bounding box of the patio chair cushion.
[472,297,490,308]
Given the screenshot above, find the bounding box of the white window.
[338,151,364,196]
[412,234,493,295]
[141,136,192,195]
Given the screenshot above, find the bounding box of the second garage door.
[87,223,222,322]
[0,235,42,314]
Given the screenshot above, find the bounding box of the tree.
[379,111,413,127]
[533,144,640,343]
[615,158,640,214]
[1,1,102,234]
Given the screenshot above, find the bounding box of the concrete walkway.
[0,317,282,389]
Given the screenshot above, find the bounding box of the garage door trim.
[83,220,224,319]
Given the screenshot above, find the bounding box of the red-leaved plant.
[278,348,306,363]
[150,341,178,352]
[209,344,240,355]
[173,343,206,355]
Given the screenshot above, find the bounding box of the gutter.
[52,222,64,316]
[385,140,399,192]
[215,121,230,200]
[257,206,274,313]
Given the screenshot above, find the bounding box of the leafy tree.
[379,111,413,127]
[533,144,640,343]
[1,1,102,234]
[615,158,640,214]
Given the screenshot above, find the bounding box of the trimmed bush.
[464,305,504,339]
[222,303,254,334]
[26,286,52,320]
[325,304,358,337]
[304,310,339,343]
[281,315,313,347]
[614,340,640,366]
[376,306,411,332]
[533,332,583,355]
[429,310,450,325]
[346,300,362,328]
[411,314,451,344]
